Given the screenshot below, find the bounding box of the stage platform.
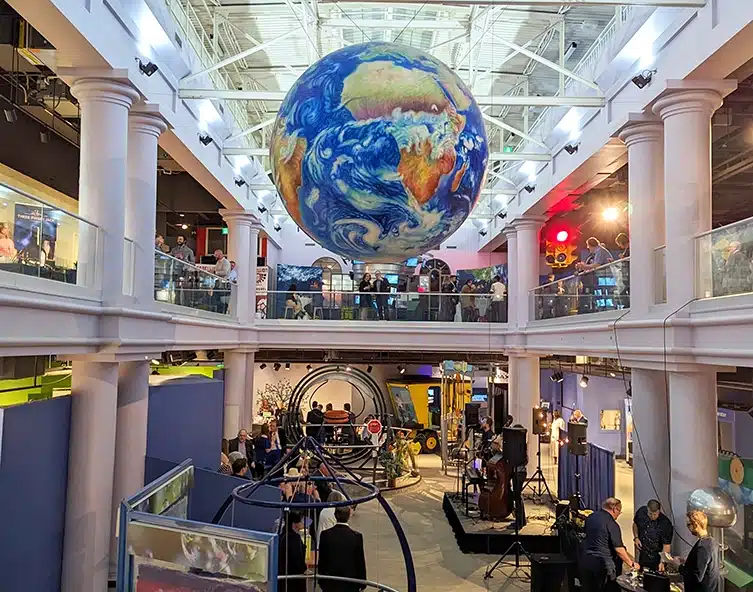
[443,492,560,555]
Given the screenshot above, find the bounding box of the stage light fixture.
[198,133,213,146]
[602,207,619,222]
[4,108,17,123]
[563,142,579,155]
[40,129,50,144]
[479,230,487,237]
[259,363,267,370]
[609,371,616,378]
[306,364,312,373]
[497,212,507,220]
[524,184,536,193]
[556,230,569,243]
[150,359,160,365]
[345,365,352,372]
[274,223,282,232]
[137,59,159,77]
[181,223,188,230]
[179,213,185,217]
[234,177,246,187]
[579,375,589,388]
[398,365,405,375]
[631,70,656,89]
[273,363,281,372]
[258,205,267,213]
[367,365,373,374]
[550,371,564,383]
[285,362,291,371]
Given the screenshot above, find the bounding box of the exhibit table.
[616,573,683,591]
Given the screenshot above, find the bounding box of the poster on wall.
[13,203,58,261]
[456,264,507,292]
[256,266,268,319]
[275,265,323,318]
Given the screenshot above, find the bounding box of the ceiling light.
[150,359,160,365]
[306,364,312,373]
[550,371,564,383]
[602,207,619,222]
[497,212,508,220]
[631,70,656,89]
[259,363,267,370]
[398,365,405,375]
[258,205,267,214]
[234,177,246,187]
[479,230,487,237]
[524,184,536,193]
[40,130,49,144]
[137,58,159,77]
[274,223,282,232]
[273,363,281,372]
[367,365,373,374]
[564,142,579,155]
[181,223,188,230]
[609,371,616,378]
[579,375,589,388]
[556,230,569,242]
[179,213,185,217]
[198,133,213,146]
[3,108,18,123]
[285,362,290,371]
[345,365,352,372]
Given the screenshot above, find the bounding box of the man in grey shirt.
[575,237,614,313]
[171,235,195,263]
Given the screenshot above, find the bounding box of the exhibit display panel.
[0,181,101,289]
[696,216,753,299]
[154,250,233,315]
[117,459,278,592]
[530,258,630,320]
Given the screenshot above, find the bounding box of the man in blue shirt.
[580,497,639,591]
[576,237,614,313]
[633,499,674,572]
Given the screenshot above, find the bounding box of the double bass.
[478,453,513,521]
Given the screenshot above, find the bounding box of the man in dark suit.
[228,429,255,466]
[318,506,366,592]
[306,401,325,441]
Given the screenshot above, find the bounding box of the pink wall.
[425,249,507,273]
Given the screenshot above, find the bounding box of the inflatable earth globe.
[270,42,488,262]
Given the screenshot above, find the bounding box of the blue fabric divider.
[558,443,615,510]
[147,376,223,470]
[145,457,280,534]
[0,397,71,591]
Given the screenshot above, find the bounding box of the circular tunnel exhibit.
[285,364,391,466]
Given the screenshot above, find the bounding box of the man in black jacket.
[372,271,391,320]
[318,506,366,592]
[306,400,325,441]
[278,511,307,592]
[228,429,255,466]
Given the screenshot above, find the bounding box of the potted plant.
[380,449,406,488]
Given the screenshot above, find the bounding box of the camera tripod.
[523,434,555,504]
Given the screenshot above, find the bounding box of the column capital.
[129,104,169,138]
[617,114,663,147]
[502,225,518,239]
[70,78,140,109]
[511,216,546,232]
[652,80,736,121]
[220,209,262,228]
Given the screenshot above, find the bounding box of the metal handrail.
[154,249,227,283]
[267,290,496,297]
[694,215,753,240]
[0,180,99,227]
[530,256,630,293]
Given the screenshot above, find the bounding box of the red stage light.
[556,230,569,242]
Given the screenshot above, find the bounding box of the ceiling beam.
[180,88,605,107]
[481,112,549,151]
[225,117,277,143]
[320,18,465,30]
[226,147,550,161]
[338,0,704,6]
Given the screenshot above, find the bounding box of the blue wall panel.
[147,376,224,471]
[0,397,71,591]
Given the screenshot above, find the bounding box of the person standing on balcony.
[490,275,506,323]
[171,234,195,263]
[155,233,165,249]
[358,273,373,320]
[213,249,231,277]
[441,274,459,321]
[373,271,391,320]
[575,237,614,313]
[461,279,477,322]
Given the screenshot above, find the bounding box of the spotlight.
[626,386,632,397]
[579,375,589,388]
[563,142,579,155]
[367,365,373,374]
[285,362,290,371]
[398,365,405,375]
[479,230,487,237]
[550,371,564,383]
[524,184,536,193]
[556,230,569,243]
[602,207,619,222]
[259,363,267,370]
[631,69,656,89]
[345,365,352,372]
[258,205,267,213]
[181,223,188,230]
[273,363,281,372]
[274,223,282,232]
[137,58,159,77]
[3,108,18,123]
[306,364,312,373]
[497,212,507,220]
[150,359,161,365]
[609,371,616,378]
[40,129,49,144]
[234,177,246,187]
[198,133,213,146]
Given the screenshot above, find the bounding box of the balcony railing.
[154,250,233,315]
[263,290,508,323]
[530,258,630,320]
[0,182,101,290]
[696,216,753,299]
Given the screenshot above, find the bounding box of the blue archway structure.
[212,435,417,592]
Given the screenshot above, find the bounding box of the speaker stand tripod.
[523,434,555,504]
[569,454,584,511]
[484,470,531,582]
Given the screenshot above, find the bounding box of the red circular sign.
[367,419,382,435]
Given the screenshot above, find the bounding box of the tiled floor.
[350,447,635,591]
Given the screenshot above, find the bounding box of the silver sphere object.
[687,487,737,528]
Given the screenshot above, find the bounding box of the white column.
[504,227,518,327]
[630,368,670,513]
[513,217,545,326]
[668,369,718,553]
[220,211,260,324]
[244,352,256,427]
[63,360,119,592]
[510,355,540,474]
[653,88,726,309]
[109,360,150,576]
[619,118,664,314]
[71,79,139,305]
[224,351,247,438]
[127,111,167,304]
